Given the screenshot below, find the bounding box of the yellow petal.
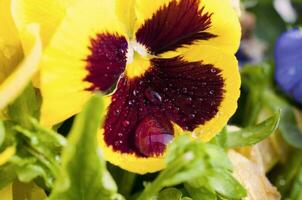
[0,24,41,111]
[40,0,127,126]
[198,0,241,53]
[134,0,241,57]
[0,184,13,200]
[181,45,241,141]
[0,0,23,84]
[11,0,76,50]
[12,181,47,200]
[98,130,165,174]
[0,146,16,166]
[116,0,136,37]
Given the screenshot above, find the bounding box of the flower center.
[125,40,151,78]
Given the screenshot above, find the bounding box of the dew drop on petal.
[144,88,162,105]
[114,109,120,116]
[122,120,130,127]
[189,113,195,119]
[182,88,188,93]
[135,116,174,157]
[184,97,192,104]
[133,90,139,96]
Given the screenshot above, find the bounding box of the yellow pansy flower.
[34,0,241,174]
[0,0,42,111]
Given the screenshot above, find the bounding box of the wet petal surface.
[104,57,224,156]
[136,0,216,55]
[84,33,128,92]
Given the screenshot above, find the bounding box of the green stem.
[119,172,136,198]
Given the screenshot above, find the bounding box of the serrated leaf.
[48,94,121,200]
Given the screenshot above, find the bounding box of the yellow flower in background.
[0,0,41,111]
[0,182,47,200]
[17,0,241,173]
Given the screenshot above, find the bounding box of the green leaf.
[207,170,246,200]
[137,136,246,200]
[240,64,274,126]
[8,119,66,187]
[8,84,40,128]
[218,112,280,148]
[263,90,302,148]
[158,188,183,200]
[272,151,302,195]
[288,164,302,200]
[185,184,216,200]
[0,164,16,189]
[48,94,121,200]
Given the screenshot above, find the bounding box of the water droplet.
[135,116,173,157]
[210,68,216,73]
[201,82,207,86]
[182,88,188,93]
[144,88,162,105]
[279,179,286,186]
[163,87,168,92]
[133,90,139,96]
[117,133,123,137]
[128,100,135,106]
[184,97,192,104]
[114,109,120,116]
[189,114,195,119]
[104,73,108,77]
[114,140,123,146]
[122,120,130,127]
[119,49,125,54]
[210,101,216,106]
[106,66,110,70]
[209,90,214,95]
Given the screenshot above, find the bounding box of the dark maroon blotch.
[104,57,224,157]
[136,0,216,55]
[84,33,128,92]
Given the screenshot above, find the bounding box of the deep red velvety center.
[136,0,216,55]
[84,33,128,92]
[103,57,224,157]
